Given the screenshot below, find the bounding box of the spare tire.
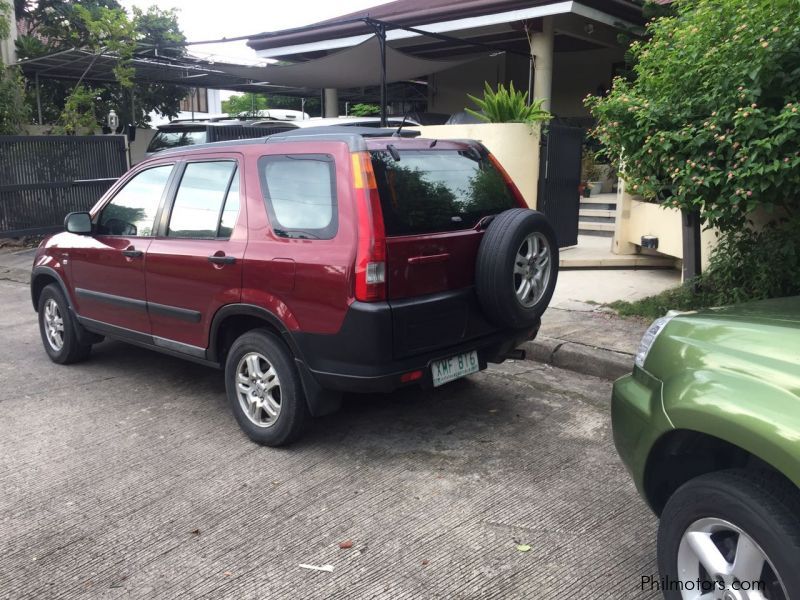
[475,209,559,329]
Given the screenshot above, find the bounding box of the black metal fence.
[537,122,584,248]
[0,135,128,237]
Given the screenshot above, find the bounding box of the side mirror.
[64,212,92,235]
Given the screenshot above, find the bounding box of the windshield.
[370,149,517,236]
[147,129,207,153]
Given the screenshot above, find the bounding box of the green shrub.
[466,82,551,124]
[349,103,380,117]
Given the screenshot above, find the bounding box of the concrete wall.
[427,54,507,115]
[613,181,719,274]
[416,122,541,209]
[551,47,625,118]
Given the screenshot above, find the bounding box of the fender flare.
[30,266,72,312]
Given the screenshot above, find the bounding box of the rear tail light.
[400,370,423,383]
[487,152,527,208]
[352,152,386,301]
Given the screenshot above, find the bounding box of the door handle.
[208,254,236,265]
[121,248,143,258]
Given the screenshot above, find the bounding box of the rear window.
[147,129,207,153]
[370,149,517,236]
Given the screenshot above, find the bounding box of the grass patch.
[608,283,707,320]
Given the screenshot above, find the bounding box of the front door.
[69,164,175,333]
[144,158,245,351]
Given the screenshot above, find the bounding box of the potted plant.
[466,82,551,125]
[581,149,603,196]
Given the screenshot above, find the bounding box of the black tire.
[37,283,92,364]
[658,469,800,600]
[475,209,558,329]
[225,328,308,446]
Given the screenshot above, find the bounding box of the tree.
[15,1,188,128]
[586,0,800,232]
[0,0,30,134]
[222,92,320,117]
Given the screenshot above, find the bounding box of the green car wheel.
[658,469,800,600]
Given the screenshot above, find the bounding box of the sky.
[119,0,394,66]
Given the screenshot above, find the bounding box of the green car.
[612,296,800,600]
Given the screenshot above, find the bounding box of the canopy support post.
[377,22,387,127]
[35,72,43,125]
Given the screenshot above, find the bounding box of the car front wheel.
[224,329,308,446]
[658,469,800,600]
[37,283,92,364]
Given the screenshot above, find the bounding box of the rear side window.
[370,150,517,236]
[168,161,238,238]
[258,154,337,239]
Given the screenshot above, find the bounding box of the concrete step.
[580,195,617,205]
[560,253,678,268]
[578,221,616,232]
[579,208,615,219]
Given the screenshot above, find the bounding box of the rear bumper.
[292,288,539,394]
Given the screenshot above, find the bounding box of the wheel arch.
[31,267,72,312]
[208,303,301,365]
[643,428,799,516]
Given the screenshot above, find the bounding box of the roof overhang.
[249,1,641,58]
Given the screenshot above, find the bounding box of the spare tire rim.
[513,232,551,308]
[235,352,282,428]
[677,517,788,600]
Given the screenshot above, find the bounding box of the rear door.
[144,157,245,351]
[369,147,523,358]
[370,148,520,300]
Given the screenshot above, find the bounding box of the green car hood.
[702,296,800,324]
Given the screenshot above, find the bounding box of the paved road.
[0,278,659,599]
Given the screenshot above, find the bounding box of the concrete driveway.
[0,278,658,599]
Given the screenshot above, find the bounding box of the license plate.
[431,350,480,387]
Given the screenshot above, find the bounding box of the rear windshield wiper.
[274,228,320,240]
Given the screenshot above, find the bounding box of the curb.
[521,336,633,381]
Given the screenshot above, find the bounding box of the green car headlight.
[634,312,681,369]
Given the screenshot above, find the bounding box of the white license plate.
[431,350,480,387]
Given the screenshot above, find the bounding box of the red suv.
[31,127,559,445]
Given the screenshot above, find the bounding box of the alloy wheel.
[513,232,551,308]
[677,517,788,599]
[235,352,282,428]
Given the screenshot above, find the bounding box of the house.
[246,0,648,121]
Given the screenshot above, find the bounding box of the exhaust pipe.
[505,348,526,360]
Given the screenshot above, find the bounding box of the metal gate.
[537,122,583,248]
[0,135,128,237]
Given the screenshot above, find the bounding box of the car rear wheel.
[658,469,800,600]
[37,283,92,364]
[225,329,308,446]
[475,209,558,329]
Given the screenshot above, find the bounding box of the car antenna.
[393,113,409,137]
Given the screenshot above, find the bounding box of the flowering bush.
[586,0,800,232]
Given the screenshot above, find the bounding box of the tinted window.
[147,129,207,153]
[258,154,337,239]
[168,161,237,238]
[98,165,172,236]
[370,150,517,236]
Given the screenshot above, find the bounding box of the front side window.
[98,165,173,236]
[258,154,337,239]
[168,161,238,239]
